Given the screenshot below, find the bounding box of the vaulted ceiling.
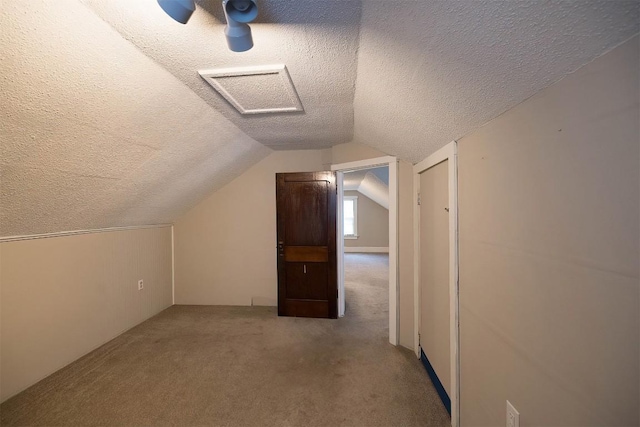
[1,0,638,236]
[344,167,389,209]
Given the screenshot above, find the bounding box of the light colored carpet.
[1,253,449,426]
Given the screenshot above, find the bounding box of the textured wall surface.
[458,36,639,425]
[354,1,640,163]
[0,0,270,237]
[0,227,173,402]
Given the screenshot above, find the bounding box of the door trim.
[413,141,460,427]
[331,156,399,346]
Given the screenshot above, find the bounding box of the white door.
[419,159,451,397]
[413,140,459,427]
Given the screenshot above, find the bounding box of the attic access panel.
[199,64,304,115]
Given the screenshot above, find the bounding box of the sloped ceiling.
[344,168,389,210]
[354,1,640,163]
[81,0,362,150]
[1,0,638,237]
[0,0,270,237]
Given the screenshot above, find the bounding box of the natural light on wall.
[344,196,357,238]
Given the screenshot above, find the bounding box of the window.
[343,196,358,239]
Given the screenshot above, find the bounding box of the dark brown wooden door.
[276,172,337,318]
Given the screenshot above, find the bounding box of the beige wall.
[344,190,389,248]
[174,150,331,306]
[458,36,639,426]
[175,143,417,350]
[396,160,416,350]
[0,226,173,402]
[330,142,386,164]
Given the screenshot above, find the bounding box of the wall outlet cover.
[138,280,144,291]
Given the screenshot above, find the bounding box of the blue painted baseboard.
[420,348,451,415]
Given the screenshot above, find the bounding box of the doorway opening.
[341,167,390,329]
[343,252,389,332]
[331,157,399,346]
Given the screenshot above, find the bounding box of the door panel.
[277,172,337,318]
[284,181,328,246]
[420,159,451,396]
[283,246,328,262]
[285,263,329,300]
[283,300,329,318]
[284,263,308,299]
[303,263,329,300]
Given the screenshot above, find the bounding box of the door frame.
[331,156,399,346]
[413,141,460,427]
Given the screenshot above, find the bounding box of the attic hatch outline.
[198,64,304,115]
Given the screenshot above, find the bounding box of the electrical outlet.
[506,400,519,427]
[138,280,144,291]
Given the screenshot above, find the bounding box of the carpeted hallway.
[1,253,449,426]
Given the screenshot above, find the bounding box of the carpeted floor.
[1,253,449,426]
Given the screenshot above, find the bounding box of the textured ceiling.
[354,0,640,163]
[199,65,304,114]
[81,0,362,150]
[0,0,270,236]
[1,0,638,237]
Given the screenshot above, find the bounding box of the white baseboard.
[345,247,389,253]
